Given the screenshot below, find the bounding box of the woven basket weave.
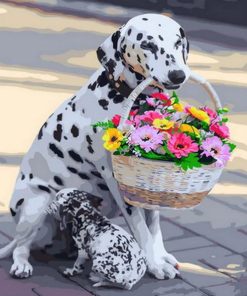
[112,154,223,209]
[111,72,223,209]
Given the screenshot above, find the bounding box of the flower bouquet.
[93,91,236,209]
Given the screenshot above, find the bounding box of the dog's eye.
[140,41,157,53]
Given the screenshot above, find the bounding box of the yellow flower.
[153,118,174,130]
[102,128,123,151]
[180,124,200,137]
[188,106,210,124]
[173,102,184,112]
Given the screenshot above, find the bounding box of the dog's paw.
[147,253,180,280]
[63,266,84,277]
[10,261,33,278]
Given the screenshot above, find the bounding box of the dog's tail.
[0,239,17,259]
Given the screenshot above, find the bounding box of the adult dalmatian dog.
[0,14,190,279]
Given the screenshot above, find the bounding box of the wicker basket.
[111,72,224,209]
[112,154,223,209]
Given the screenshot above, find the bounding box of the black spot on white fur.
[91,171,103,179]
[97,183,110,191]
[68,150,84,163]
[67,167,78,174]
[78,173,90,180]
[98,99,109,110]
[38,185,51,194]
[57,113,63,122]
[54,176,64,186]
[53,124,63,142]
[10,208,16,217]
[49,143,64,158]
[71,125,79,137]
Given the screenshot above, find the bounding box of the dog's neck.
[70,204,111,238]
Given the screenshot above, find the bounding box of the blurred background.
[0,1,246,295]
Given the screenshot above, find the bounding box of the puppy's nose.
[168,70,186,84]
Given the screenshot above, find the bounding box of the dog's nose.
[168,70,186,84]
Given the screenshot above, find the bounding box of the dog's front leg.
[145,210,180,276]
[63,244,88,277]
[100,166,179,279]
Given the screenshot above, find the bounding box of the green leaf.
[171,91,180,104]
[227,142,236,152]
[163,144,176,158]
[175,153,202,171]
[222,117,229,123]
[217,107,229,115]
[137,102,153,115]
[92,121,115,130]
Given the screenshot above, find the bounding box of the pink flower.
[201,106,219,122]
[133,114,143,127]
[167,133,199,158]
[129,126,164,152]
[200,136,230,167]
[112,114,121,126]
[139,111,163,124]
[210,122,230,139]
[146,97,157,107]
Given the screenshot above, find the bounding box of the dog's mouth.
[162,82,180,90]
[164,84,180,90]
[151,79,181,91]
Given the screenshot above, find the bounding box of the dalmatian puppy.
[47,188,147,290]
[0,14,190,279]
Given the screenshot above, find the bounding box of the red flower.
[112,114,121,127]
[129,109,138,117]
[210,123,230,139]
[151,92,171,106]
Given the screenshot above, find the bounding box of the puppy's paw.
[63,266,84,277]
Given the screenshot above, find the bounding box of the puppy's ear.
[97,26,125,81]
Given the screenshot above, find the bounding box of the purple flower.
[200,136,231,167]
[129,126,164,152]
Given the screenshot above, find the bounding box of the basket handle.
[118,71,222,130]
[189,71,222,110]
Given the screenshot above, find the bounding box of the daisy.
[167,133,199,158]
[200,136,231,167]
[102,128,123,151]
[129,126,164,152]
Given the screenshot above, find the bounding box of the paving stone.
[209,194,247,215]
[71,271,205,296]
[49,257,207,296]
[201,281,247,296]
[0,260,38,296]
[0,232,11,246]
[161,196,247,254]
[199,253,247,281]
[0,214,16,238]
[160,217,193,241]
[0,255,93,296]
[35,286,93,296]
[166,236,214,253]
[174,246,241,289]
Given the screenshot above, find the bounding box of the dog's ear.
[97,26,125,81]
[179,27,189,61]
